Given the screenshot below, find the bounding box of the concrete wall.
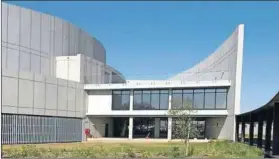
[87,90,113,115]
[169,25,245,140]
[1,2,106,71]
[88,117,114,137]
[2,68,86,118]
[205,117,226,139]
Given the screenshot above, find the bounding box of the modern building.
[1,2,244,144]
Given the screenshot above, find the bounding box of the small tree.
[168,99,199,156]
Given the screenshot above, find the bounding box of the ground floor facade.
[1,113,229,145]
[1,113,82,144]
[88,116,227,140]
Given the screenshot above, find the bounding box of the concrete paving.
[85,138,210,143]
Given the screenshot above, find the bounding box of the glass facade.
[112,90,130,110]
[113,117,129,138]
[172,88,227,110]
[133,117,168,138]
[111,88,227,111]
[133,90,169,110]
[1,114,82,144]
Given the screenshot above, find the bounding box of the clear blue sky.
[7,1,279,113]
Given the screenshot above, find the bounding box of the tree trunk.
[185,121,191,156]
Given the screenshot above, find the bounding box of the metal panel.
[18,79,33,107]
[69,25,75,55]
[62,21,69,56]
[7,48,19,72]
[2,3,8,42]
[41,57,50,76]
[8,4,20,45]
[30,11,41,51]
[2,76,18,107]
[31,54,40,73]
[54,17,62,56]
[20,7,31,48]
[41,13,51,54]
[19,51,31,72]
[2,46,7,69]
[58,86,67,110]
[45,83,58,110]
[34,82,45,109]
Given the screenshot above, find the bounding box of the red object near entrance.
[84,128,90,137]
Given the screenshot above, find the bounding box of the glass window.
[173,90,182,94]
[133,94,142,110]
[172,93,182,109]
[194,89,204,109]
[183,93,193,109]
[183,89,193,93]
[121,94,130,110]
[112,90,130,110]
[205,89,215,93]
[151,93,160,109]
[194,89,204,93]
[134,90,142,94]
[134,90,169,110]
[216,92,227,109]
[122,91,130,95]
[216,88,227,93]
[112,93,121,110]
[151,90,159,94]
[160,93,169,110]
[204,92,215,109]
[160,90,169,94]
[143,92,151,109]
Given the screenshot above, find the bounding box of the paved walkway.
[85,138,210,143]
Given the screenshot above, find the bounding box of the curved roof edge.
[106,65,126,81]
[239,91,279,116]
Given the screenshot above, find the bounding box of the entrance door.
[105,124,109,137]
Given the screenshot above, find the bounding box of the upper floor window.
[133,89,169,110]
[112,90,130,110]
[171,88,227,110]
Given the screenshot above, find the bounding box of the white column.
[129,117,133,139]
[154,118,160,138]
[168,88,172,110]
[129,89,133,111]
[168,117,172,140]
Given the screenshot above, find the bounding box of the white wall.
[205,117,226,139]
[56,55,83,83]
[87,90,112,115]
[88,117,113,137]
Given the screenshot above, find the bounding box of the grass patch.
[2,140,263,158]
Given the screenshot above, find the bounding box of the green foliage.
[169,146,181,157]
[2,141,263,158]
[168,99,199,143]
[139,150,151,158]
[126,148,136,158]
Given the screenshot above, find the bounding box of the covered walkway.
[236,92,279,156]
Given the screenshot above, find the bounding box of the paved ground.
[86,138,210,143]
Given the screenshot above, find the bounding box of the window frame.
[133,89,169,110]
[171,88,228,110]
[111,90,130,111]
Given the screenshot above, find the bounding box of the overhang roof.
[238,91,279,116]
